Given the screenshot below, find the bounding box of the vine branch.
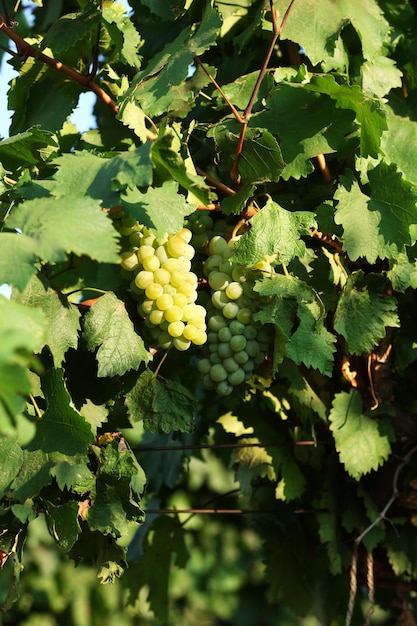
[0,15,157,140]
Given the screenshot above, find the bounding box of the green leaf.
[0,296,46,360]
[139,0,185,20]
[123,4,221,116]
[231,199,316,266]
[0,438,23,499]
[210,122,284,185]
[255,84,354,179]
[307,75,387,157]
[233,438,275,496]
[50,458,95,495]
[11,450,52,502]
[334,271,400,354]
[329,390,393,479]
[0,233,37,291]
[125,369,195,433]
[28,369,94,455]
[44,500,81,552]
[381,101,417,187]
[121,181,192,236]
[335,165,417,262]
[41,6,101,55]
[361,57,402,98]
[87,441,145,537]
[387,253,417,292]
[102,4,142,68]
[274,0,390,65]
[0,127,57,169]
[7,196,120,265]
[286,319,336,377]
[151,134,212,205]
[83,293,149,377]
[13,274,81,366]
[51,145,153,206]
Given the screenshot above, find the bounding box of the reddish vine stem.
[195,166,236,196]
[0,15,157,140]
[229,0,297,182]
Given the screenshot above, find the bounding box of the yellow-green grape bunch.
[197,235,271,396]
[120,224,207,352]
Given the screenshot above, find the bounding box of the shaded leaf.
[125,369,195,433]
[334,271,399,354]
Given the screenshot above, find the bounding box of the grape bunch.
[120,223,207,351]
[197,235,271,396]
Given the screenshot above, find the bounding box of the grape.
[222,302,239,319]
[230,335,247,352]
[119,223,207,351]
[208,271,231,291]
[228,368,245,386]
[225,282,243,300]
[164,306,183,322]
[120,251,139,272]
[145,283,164,300]
[210,363,228,382]
[199,234,273,395]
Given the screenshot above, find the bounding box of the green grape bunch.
[197,235,272,396]
[119,220,207,352]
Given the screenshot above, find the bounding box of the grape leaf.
[11,450,52,503]
[151,134,212,205]
[40,6,101,55]
[387,253,417,292]
[361,57,402,98]
[335,165,417,262]
[381,102,417,187]
[221,184,256,216]
[7,196,120,265]
[139,0,185,20]
[210,122,284,185]
[13,274,81,366]
[233,438,275,495]
[51,144,153,206]
[0,233,37,291]
[334,271,400,354]
[121,181,192,236]
[44,500,81,552]
[0,295,46,360]
[0,127,57,169]
[125,369,195,433]
[231,198,316,266]
[50,458,95,495]
[286,318,336,377]
[307,75,387,158]
[28,369,94,455]
[87,441,145,537]
[123,4,221,116]
[0,439,23,499]
[83,293,149,377]
[274,0,389,65]
[102,4,142,68]
[254,84,355,179]
[329,390,393,480]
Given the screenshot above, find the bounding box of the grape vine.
[1,0,417,624]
